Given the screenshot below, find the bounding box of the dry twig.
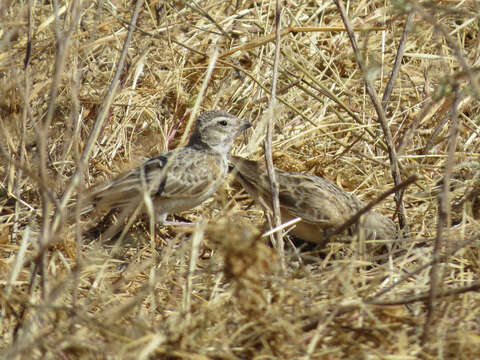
[334,0,408,231]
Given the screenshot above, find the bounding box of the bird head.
[189,110,251,154]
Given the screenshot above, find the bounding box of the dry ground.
[1,0,480,358]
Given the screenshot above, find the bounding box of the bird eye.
[218,120,228,126]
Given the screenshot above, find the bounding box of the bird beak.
[242,121,252,130]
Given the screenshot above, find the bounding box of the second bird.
[229,155,397,246]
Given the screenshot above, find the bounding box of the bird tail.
[363,211,398,240]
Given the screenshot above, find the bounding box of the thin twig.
[367,281,480,306]
[12,0,86,342]
[325,175,417,241]
[40,0,85,299]
[334,0,408,231]
[382,11,413,107]
[50,0,144,237]
[264,0,284,270]
[37,0,67,300]
[12,0,34,244]
[422,86,460,344]
[422,97,454,155]
[396,98,440,156]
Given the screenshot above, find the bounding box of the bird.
[79,110,251,235]
[228,155,397,246]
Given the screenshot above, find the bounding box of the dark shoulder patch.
[140,155,169,196]
[143,155,168,173]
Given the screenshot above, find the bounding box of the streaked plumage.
[82,111,251,225]
[229,155,397,246]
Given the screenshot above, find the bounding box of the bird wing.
[229,155,360,227]
[278,173,397,238]
[276,172,360,226]
[86,155,169,211]
[89,148,225,212]
[159,148,225,200]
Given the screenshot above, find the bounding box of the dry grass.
[1,0,480,358]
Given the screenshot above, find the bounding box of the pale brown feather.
[229,155,397,245]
